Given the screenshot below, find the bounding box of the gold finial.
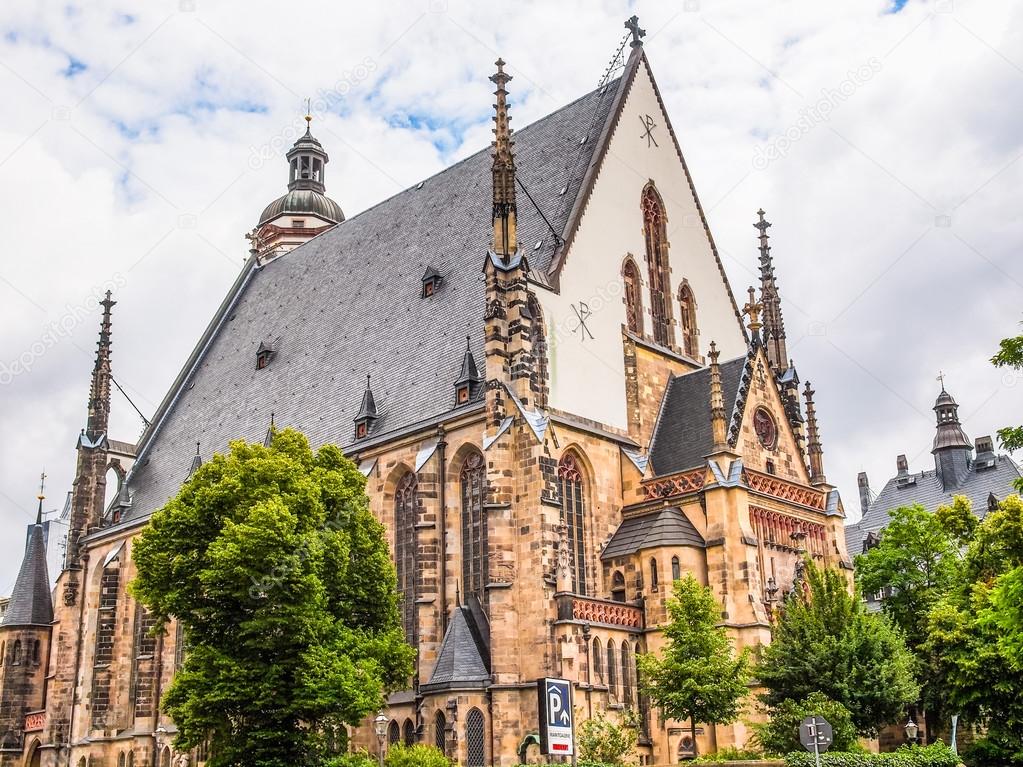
[37,470,46,502]
[743,286,763,336]
[304,97,312,126]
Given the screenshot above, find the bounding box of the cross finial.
[936,371,946,391]
[625,15,646,48]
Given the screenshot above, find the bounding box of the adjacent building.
[1,22,853,766]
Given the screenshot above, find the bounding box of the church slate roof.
[122,77,622,521]
[421,603,491,692]
[600,506,704,560]
[2,522,53,627]
[648,356,746,476]
[844,454,1022,555]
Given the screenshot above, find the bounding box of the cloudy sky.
[1,0,1021,592]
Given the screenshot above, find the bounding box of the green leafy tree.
[757,561,918,734]
[577,711,638,766]
[992,322,1023,482]
[131,429,415,767]
[751,692,859,756]
[638,575,750,757]
[926,495,1023,764]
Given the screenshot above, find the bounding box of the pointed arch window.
[611,571,626,602]
[559,453,588,595]
[460,451,488,606]
[465,708,486,767]
[642,184,673,348]
[402,719,415,746]
[606,639,618,699]
[621,642,634,706]
[434,710,447,751]
[592,638,604,682]
[650,557,659,590]
[678,281,698,358]
[528,295,549,410]
[623,257,643,335]
[395,471,419,645]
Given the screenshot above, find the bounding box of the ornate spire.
[755,209,788,371]
[625,15,646,48]
[87,291,115,440]
[2,487,52,626]
[743,286,763,343]
[709,342,728,451]
[804,381,826,486]
[490,58,517,261]
[354,374,379,439]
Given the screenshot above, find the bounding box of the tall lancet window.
[559,452,588,595]
[460,451,488,606]
[642,184,673,348]
[678,282,698,358]
[528,294,549,410]
[394,471,418,645]
[623,257,643,335]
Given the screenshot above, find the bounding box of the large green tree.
[131,428,415,767]
[926,495,1023,765]
[853,500,974,739]
[638,575,750,756]
[757,561,918,734]
[992,321,1023,479]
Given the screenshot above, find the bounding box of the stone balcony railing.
[555,593,644,631]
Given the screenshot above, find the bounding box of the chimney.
[896,454,909,476]
[857,472,871,517]
[975,435,994,455]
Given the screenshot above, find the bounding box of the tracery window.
[460,452,488,605]
[642,184,673,348]
[528,294,549,410]
[559,453,588,595]
[394,471,419,645]
[623,257,643,335]
[678,282,698,358]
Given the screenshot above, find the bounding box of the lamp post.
[374,713,388,767]
[904,717,919,746]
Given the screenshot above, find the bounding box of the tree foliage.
[757,561,918,734]
[924,495,1023,765]
[383,744,451,767]
[577,711,638,766]
[751,692,859,756]
[992,322,1023,470]
[131,428,415,767]
[638,575,750,755]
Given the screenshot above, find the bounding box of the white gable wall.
[536,60,746,431]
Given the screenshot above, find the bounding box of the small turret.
[931,379,972,490]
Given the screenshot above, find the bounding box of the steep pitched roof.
[601,506,704,560]
[2,522,53,627]
[421,603,491,692]
[122,79,622,521]
[648,356,746,476]
[844,455,1022,554]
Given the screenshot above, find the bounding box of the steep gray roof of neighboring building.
[2,522,53,627]
[600,506,705,560]
[648,356,746,476]
[844,454,1022,555]
[123,78,621,520]
[421,604,491,692]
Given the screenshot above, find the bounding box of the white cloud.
[1,0,1021,591]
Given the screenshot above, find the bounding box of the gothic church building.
[0,24,852,767]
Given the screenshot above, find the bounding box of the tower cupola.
[287,114,329,195]
[931,379,972,489]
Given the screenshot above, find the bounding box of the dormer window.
[453,337,482,406]
[422,266,443,298]
[255,341,276,370]
[354,374,379,440]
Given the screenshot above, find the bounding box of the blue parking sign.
[537,678,574,756]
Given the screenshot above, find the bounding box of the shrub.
[784,742,961,767]
[322,753,376,767]
[384,743,451,767]
[753,693,860,755]
[692,745,765,762]
[577,711,638,766]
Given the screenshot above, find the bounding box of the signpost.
[800,716,833,767]
[537,678,575,758]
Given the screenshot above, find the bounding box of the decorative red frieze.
[749,505,827,558]
[743,469,826,510]
[24,711,45,732]
[567,595,643,629]
[641,468,705,500]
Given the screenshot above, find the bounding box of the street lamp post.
[374,713,388,767]
[904,717,919,746]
